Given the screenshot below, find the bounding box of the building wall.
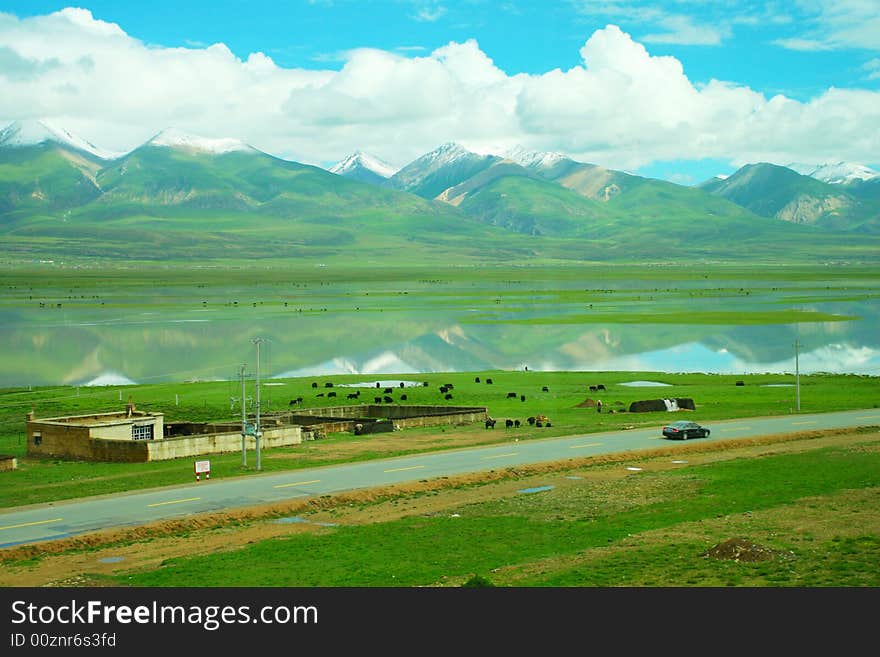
[89,415,163,441]
[27,421,93,459]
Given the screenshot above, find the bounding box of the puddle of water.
[98,556,125,563]
[517,485,555,494]
[337,380,424,388]
[671,460,688,464]
[619,381,672,387]
[565,476,582,480]
[626,467,643,471]
[761,384,795,387]
[273,516,337,527]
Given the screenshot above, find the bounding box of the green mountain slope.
[0,144,103,219]
[699,163,879,231]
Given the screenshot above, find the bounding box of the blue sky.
[1,1,878,181]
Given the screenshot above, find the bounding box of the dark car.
[662,420,710,440]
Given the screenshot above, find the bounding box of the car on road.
[662,420,710,440]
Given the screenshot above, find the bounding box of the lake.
[1,264,877,387]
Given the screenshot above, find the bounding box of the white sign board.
[194,460,211,474]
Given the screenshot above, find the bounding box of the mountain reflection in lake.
[1,271,878,387]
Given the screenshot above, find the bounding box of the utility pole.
[239,363,247,467]
[253,338,264,471]
[795,339,801,412]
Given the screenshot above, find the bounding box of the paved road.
[1,408,878,548]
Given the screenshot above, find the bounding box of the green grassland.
[1,368,878,509]
[101,434,880,586]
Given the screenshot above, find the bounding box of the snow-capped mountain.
[146,127,255,155]
[330,151,398,179]
[503,145,567,171]
[786,161,878,185]
[0,119,115,160]
[388,143,501,198]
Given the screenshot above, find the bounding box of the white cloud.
[412,3,447,23]
[1,9,878,171]
[642,15,727,46]
[775,0,880,51]
[863,58,880,80]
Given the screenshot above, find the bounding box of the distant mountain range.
[2,119,879,263]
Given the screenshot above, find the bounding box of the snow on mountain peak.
[148,128,254,154]
[786,161,878,184]
[0,119,114,159]
[503,145,567,170]
[422,142,473,165]
[330,150,398,178]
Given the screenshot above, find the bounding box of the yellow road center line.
[0,517,63,532]
[383,465,425,473]
[274,479,321,489]
[147,497,201,508]
[569,442,603,449]
[792,421,817,425]
[720,426,751,431]
[482,452,518,460]
[857,415,880,420]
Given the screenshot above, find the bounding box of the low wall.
[143,424,302,461]
[282,405,488,434]
[0,455,17,471]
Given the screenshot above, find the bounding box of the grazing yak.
[506,392,517,398]
[444,393,453,400]
[505,419,514,428]
[485,418,497,429]
[542,386,549,392]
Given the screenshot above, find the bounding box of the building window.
[33,432,42,446]
[132,424,153,441]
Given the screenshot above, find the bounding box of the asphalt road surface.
[1,408,878,548]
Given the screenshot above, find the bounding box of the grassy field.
[113,433,880,587]
[1,369,878,509]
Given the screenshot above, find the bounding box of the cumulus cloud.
[0,8,878,170]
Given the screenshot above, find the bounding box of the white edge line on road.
[569,442,603,449]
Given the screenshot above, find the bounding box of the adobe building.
[24,400,487,463]
[25,399,303,463]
